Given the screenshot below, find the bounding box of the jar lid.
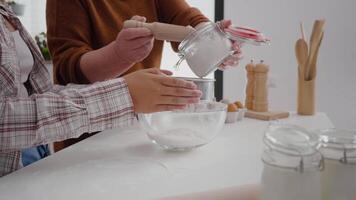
[316,129,356,163]
[317,129,356,149]
[224,26,270,46]
[262,124,323,172]
[264,124,319,156]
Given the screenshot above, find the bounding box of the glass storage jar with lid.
[177,22,233,78]
[316,129,356,200]
[261,123,323,200]
[177,22,270,78]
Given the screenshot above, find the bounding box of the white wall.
[17,0,47,36]
[224,0,356,129]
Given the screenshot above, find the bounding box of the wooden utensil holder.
[297,68,315,115]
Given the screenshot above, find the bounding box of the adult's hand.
[113,15,154,66]
[124,68,202,113]
[79,16,154,82]
[217,19,243,70]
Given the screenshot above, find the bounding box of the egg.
[227,103,238,112]
[234,101,244,109]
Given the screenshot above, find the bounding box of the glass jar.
[177,22,233,78]
[261,124,323,200]
[177,23,270,78]
[316,129,356,200]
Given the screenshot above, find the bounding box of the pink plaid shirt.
[0,5,135,177]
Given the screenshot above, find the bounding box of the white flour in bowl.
[139,101,227,151]
[150,128,211,149]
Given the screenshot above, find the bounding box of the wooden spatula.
[309,32,324,79]
[304,20,325,80]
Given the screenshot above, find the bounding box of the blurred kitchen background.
[15,0,356,129]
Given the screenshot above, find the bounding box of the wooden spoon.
[295,38,308,77]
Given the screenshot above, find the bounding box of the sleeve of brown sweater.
[46,0,93,84]
[155,0,210,51]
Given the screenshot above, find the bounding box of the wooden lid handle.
[123,20,147,29]
[123,20,195,42]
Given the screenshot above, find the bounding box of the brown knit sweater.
[46,0,208,85]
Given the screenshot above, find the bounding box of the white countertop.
[0,113,333,200]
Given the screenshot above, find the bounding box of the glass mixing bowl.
[138,101,227,151]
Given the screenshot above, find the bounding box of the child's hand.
[124,68,202,113]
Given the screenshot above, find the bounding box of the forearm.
[80,42,133,83]
[0,78,135,152]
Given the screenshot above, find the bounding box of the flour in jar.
[177,23,233,78]
[185,35,232,78]
[321,159,356,200]
[261,165,321,200]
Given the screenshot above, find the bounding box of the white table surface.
[0,113,333,200]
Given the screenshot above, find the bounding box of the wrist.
[123,76,138,113]
[109,41,134,68]
[79,43,135,82]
